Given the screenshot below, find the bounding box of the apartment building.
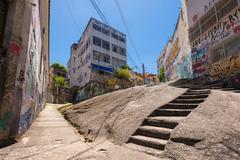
[185,0,240,86]
[68,18,127,88]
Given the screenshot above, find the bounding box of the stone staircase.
[126,88,211,155]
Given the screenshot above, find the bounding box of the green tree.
[53,76,68,88]
[158,67,165,82]
[120,65,132,71]
[115,68,131,80]
[51,62,67,73]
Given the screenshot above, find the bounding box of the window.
[85,72,87,77]
[93,50,110,63]
[112,57,126,67]
[93,50,100,61]
[119,47,126,56]
[112,44,118,52]
[112,33,118,40]
[119,36,126,43]
[102,40,110,50]
[102,28,110,36]
[93,36,101,47]
[103,54,110,63]
[93,23,101,32]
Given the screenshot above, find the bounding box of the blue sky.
[50,0,181,74]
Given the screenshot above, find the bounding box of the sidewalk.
[0,104,163,160]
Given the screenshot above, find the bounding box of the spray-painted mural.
[163,9,193,81]
[0,0,49,141]
[178,50,193,79]
[189,6,240,86]
[18,1,45,134]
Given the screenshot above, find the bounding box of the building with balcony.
[68,18,127,88]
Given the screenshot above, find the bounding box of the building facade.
[185,0,240,86]
[0,0,49,142]
[68,18,127,88]
[157,3,193,81]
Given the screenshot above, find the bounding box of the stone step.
[184,91,210,95]
[150,109,192,117]
[125,143,164,157]
[143,117,180,129]
[135,126,172,140]
[161,103,198,109]
[178,94,209,99]
[188,89,210,92]
[171,98,205,104]
[128,135,168,150]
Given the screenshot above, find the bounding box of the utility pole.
[142,63,146,85]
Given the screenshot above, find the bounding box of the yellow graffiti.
[107,78,117,86]
[166,38,180,69]
[209,55,240,81]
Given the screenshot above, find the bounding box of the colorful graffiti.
[209,55,240,81]
[192,7,240,49]
[178,52,193,79]
[166,38,180,70]
[191,47,209,78]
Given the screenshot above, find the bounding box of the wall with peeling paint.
[0,0,49,142]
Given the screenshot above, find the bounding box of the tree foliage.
[158,67,165,82]
[115,68,131,80]
[53,76,68,88]
[120,65,132,71]
[51,62,67,73]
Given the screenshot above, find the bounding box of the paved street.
[0,104,164,160]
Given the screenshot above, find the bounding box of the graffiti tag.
[209,55,240,81]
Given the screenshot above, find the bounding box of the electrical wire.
[114,0,143,64]
[64,0,81,33]
[89,0,110,25]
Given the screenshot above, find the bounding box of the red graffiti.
[9,42,22,56]
[192,15,198,23]
[234,25,240,33]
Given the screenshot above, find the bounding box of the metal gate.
[0,0,7,48]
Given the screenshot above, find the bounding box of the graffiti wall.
[18,0,46,134]
[189,5,240,86]
[164,9,193,81]
[0,0,49,141]
[185,0,220,27]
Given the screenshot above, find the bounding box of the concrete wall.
[185,0,240,86]
[0,0,49,141]
[159,4,193,81]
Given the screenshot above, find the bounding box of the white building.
[68,18,127,88]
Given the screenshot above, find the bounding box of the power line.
[89,0,139,71]
[64,0,81,33]
[114,0,143,64]
[89,0,110,25]
[95,0,111,24]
